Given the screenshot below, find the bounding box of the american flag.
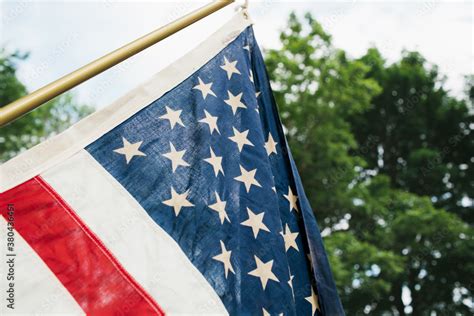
[0,13,343,316]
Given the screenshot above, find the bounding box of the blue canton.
[86,26,344,316]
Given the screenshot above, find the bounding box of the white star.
[209,192,230,224]
[220,56,241,80]
[256,91,261,98]
[284,187,299,212]
[162,142,189,172]
[199,110,220,134]
[241,207,269,238]
[281,224,299,252]
[249,69,254,83]
[265,133,278,156]
[248,255,279,290]
[262,309,283,316]
[288,274,295,297]
[243,45,250,52]
[113,137,146,164]
[235,166,261,193]
[213,240,234,278]
[305,287,320,316]
[204,147,224,177]
[159,106,184,129]
[162,187,194,216]
[229,127,253,152]
[193,77,216,100]
[224,91,247,115]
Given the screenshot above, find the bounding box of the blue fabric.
[86,26,344,316]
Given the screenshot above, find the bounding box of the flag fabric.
[0,12,344,316]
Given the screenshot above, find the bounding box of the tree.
[0,50,92,162]
[352,49,473,224]
[265,12,474,315]
[264,12,381,229]
[329,175,473,315]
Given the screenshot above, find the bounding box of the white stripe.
[41,150,228,315]
[0,12,252,192]
[0,218,84,315]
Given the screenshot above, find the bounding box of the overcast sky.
[1,1,472,109]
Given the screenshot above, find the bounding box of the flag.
[0,12,344,316]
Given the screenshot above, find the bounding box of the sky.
[0,0,472,109]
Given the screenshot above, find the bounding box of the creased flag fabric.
[0,12,344,316]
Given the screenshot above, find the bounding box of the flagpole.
[0,0,235,127]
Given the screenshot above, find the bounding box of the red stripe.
[0,176,165,316]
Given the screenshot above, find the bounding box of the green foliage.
[391,206,473,314]
[0,50,93,161]
[353,49,473,223]
[265,12,381,227]
[265,12,473,315]
[326,230,405,314]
